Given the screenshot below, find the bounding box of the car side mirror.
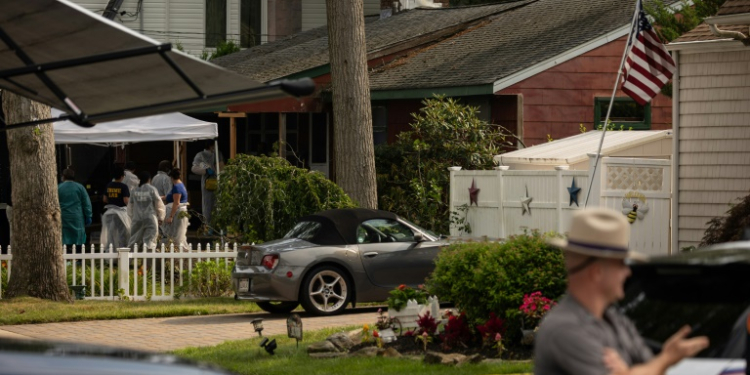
[414,233,425,243]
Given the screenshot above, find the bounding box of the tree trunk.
[3,91,72,302]
[326,0,378,209]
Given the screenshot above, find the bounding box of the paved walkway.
[0,308,378,352]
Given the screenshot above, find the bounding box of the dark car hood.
[253,238,319,252]
[0,338,233,375]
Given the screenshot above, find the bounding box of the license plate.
[239,278,249,292]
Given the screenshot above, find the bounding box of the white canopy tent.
[52,109,220,172]
[52,109,218,145]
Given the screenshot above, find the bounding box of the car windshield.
[398,217,438,238]
[619,262,750,359]
[284,221,322,241]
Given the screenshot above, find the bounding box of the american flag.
[621,0,676,105]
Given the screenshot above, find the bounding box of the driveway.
[0,308,379,352]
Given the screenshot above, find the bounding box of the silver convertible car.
[232,208,446,315]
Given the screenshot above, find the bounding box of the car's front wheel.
[300,265,351,316]
[256,301,300,314]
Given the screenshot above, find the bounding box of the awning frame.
[0,23,314,131]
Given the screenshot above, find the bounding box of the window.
[205,0,227,48]
[357,219,415,244]
[284,221,322,241]
[594,97,651,130]
[240,0,261,48]
[372,106,388,145]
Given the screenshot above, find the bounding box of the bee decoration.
[621,198,649,224]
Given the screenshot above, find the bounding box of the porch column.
[218,112,246,160]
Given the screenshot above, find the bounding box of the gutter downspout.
[671,50,680,255]
[707,23,750,46]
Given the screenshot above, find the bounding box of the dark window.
[240,0,261,48]
[594,97,651,130]
[284,221,322,241]
[357,219,415,244]
[372,106,388,145]
[311,113,327,164]
[206,0,227,48]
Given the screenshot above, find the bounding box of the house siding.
[302,0,380,32]
[677,50,750,249]
[498,37,672,147]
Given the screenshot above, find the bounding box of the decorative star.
[521,185,532,215]
[567,178,581,207]
[469,178,480,206]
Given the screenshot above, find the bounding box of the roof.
[212,1,536,83]
[495,130,672,167]
[671,0,750,44]
[0,0,312,128]
[302,209,398,245]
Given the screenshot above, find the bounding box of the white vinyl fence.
[450,155,672,255]
[0,243,238,301]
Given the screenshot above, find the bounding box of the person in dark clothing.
[101,166,131,251]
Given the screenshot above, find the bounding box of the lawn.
[0,296,262,325]
[174,326,534,375]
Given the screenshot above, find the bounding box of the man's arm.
[605,326,709,375]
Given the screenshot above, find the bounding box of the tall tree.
[3,91,71,301]
[325,0,378,209]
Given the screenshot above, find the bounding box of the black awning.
[0,0,314,129]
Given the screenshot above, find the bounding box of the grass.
[0,296,262,325]
[174,326,533,375]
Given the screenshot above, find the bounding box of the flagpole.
[584,0,642,208]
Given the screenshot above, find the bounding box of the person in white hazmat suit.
[191,140,222,235]
[127,171,165,250]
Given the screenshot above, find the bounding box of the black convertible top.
[299,209,398,245]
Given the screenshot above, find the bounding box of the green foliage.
[201,39,241,61]
[386,284,429,311]
[426,232,566,335]
[646,0,726,43]
[179,261,234,298]
[1,261,7,295]
[700,190,750,246]
[213,154,356,243]
[376,95,513,234]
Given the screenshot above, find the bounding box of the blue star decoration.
[521,185,532,215]
[567,178,581,207]
[469,178,480,206]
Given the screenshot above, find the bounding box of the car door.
[357,218,441,288]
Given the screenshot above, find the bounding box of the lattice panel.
[606,166,664,191]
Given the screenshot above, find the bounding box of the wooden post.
[229,117,237,159]
[279,113,287,158]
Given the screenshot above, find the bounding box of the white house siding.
[677,50,750,250]
[69,0,207,57]
[302,0,381,31]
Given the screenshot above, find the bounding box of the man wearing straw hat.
[534,207,709,375]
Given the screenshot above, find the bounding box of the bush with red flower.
[519,291,556,327]
[386,284,429,312]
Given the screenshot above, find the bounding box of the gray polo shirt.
[534,295,653,375]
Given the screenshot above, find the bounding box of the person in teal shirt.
[58,168,92,250]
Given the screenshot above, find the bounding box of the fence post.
[117,247,130,299]
[555,165,569,234]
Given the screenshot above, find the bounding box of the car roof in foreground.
[300,208,399,245]
[629,241,750,304]
[0,338,234,375]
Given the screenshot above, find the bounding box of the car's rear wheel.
[256,301,300,314]
[300,266,351,316]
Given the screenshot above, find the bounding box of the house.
[667,0,750,251]
[214,0,677,178]
[69,0,401,56]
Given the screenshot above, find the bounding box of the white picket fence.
[0,243,238,301]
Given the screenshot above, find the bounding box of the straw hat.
[548,207,647,261]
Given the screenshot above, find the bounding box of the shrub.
[440,311,472,350]
[415,311,439,336]
[213,155,356,243]
[700,190,750,246]
[1,260,7,294]
[386,284,428,311]
[180,261,234,297]
[476,312,506,347]
[426,231,566,331]
[376,95,517,234]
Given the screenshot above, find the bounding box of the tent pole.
[214,139,220,178]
